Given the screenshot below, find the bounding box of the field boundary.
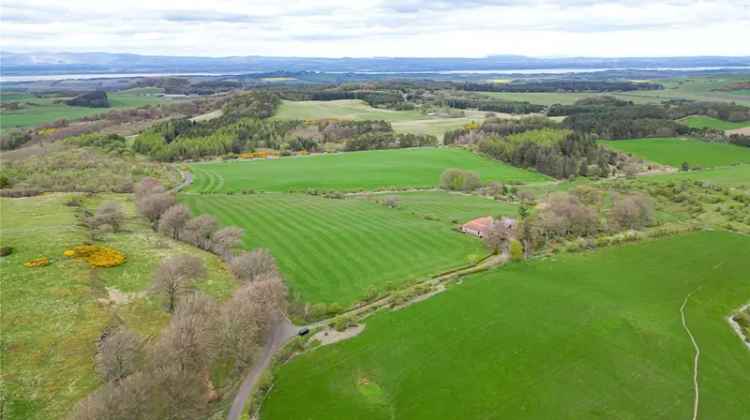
[680,287,702,420]
[728,303,750,351]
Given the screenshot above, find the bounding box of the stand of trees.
[461,81,663,93]
[445,98,544,114]
[70,178,290,419]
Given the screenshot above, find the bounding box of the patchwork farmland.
[261,231,750,420]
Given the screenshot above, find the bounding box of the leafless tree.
[134,177,164,200]
[228,249,279,283]
[483,221,512,254]
[152,255,206,313]
[211,226,244,260]
[93,201,125,232]
[157,204,192,239]
[181,215,218,250]
[95,327,143,383]
[219,275,287,371]
[137,192,176,227]
[609,193,655,230]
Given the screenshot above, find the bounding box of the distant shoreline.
[4,66,750,83]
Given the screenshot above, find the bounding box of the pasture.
[678,115,750,130]
[0,194,235,420]
[188,147,548,193]
[272,99,488,138]
[601,137,750,168]
[261,231,750,420]
[0,89,169,129]
[640,164,750,188]
[272,100,426,122]
[179,193,487,306]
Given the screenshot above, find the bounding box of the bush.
[509,240,524,261]
[440,168,480,192]
[0,246,14,257]
[24,257,49,268]
[64,245,127,268]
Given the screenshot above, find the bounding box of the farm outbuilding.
[461,216,515,238]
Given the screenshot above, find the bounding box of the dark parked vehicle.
[297,327,310,336]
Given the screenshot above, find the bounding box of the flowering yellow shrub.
[24,257,50,268]
[239,150,276,159]
[64,245,126,268]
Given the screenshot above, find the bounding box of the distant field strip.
[180,193,487,306]
[678,115,750,131]
[261,231,750,420]
[188,147,548,193]
[601,138,750,168]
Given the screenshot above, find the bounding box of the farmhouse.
[461,216,515,238]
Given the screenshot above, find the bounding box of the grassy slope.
[365,191,519,224]
[601,138,750,168]
[478,76,750,107]
[678,115,750,130]
[180,193,487,306]
[0,90,169,129]
[272,100,487,139]
[0,194,235,420]
[639,164,750,188]
[262,231,750,420]
[188,148,548,193]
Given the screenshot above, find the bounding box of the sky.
[1,0,749,57]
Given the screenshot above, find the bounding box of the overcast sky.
[1,0,749,57]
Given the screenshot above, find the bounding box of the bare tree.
[181,215,218,250]
[151,299,217,373]
[134,177,164,200]
[228,249,278,283]
[609,193,655,230]
[483,221,512,254]
[219,275,287,371]
[137,192,176,227]
[93,202,125,232]
[211,226,244,260]
[157,204,192,239]
[95,327,143,383]
[152,255,206,313]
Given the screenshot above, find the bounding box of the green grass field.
[261,231,750,420]
[366,191,518,224]
[0,194,235,420]
[678,115,750,130]
[0,89,169,130]
[273,100,427,122]
[601,137,750,168]
[272,100,488,139]
[188,148,548,193]
[640,164,750,188]
[180,193,488,306]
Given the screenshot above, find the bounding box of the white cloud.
[0,0,748,57]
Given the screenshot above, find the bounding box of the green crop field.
[678,115,750,130]
[273,100,427,122]
[391,117,481,140]
[180,193,487,306]
[366,191,518,224]
[0,194,235,420]
[188,147,548,193]
[601,137,750,168]
[0,89,170,130]
[640,164,750,188]
[261,231,750,420]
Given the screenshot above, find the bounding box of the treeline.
[445,98,544,114]
[277,89,405,108]
[446,116,622,179]
[344,132,437,151]
[461,80,663,93]
[70,178,288,419]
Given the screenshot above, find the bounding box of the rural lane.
[226,316,298,420]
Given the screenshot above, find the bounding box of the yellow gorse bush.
[64,245,126,268]
[24,257,50,268]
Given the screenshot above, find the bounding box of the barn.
[461,216,515,238]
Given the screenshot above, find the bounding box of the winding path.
[680,288,702,420]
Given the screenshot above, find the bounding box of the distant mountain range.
[2,52,750,75]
